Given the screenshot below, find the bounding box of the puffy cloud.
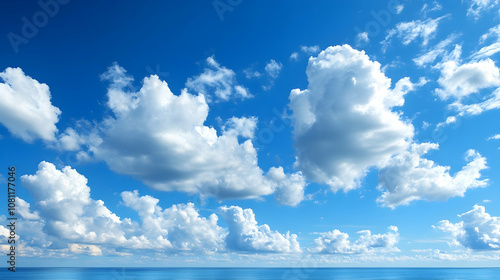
[16,197,41,220]
[186,56,251,101]
[0,67,61,142]
[356,32,370,46]
[382,16,447,51]
[290,52,299,61]
[435,46,500,116]
[78,63,302,204]
[378,144,488,208]
[467,0,499,19]
[20,162,225,252]
[289,45,415,192]
[21,162,127,245]
[312,226,399,254]
[219,206,301,253]
[266,167,306,207]
[436,58,500,101]
[19,162,303,256]
[436,205,500,250]
[121,190,225,252]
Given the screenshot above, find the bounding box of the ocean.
[3,267,500,280]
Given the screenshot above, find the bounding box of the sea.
[2,267,500,279]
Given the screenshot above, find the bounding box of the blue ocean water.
[3,267,500,280]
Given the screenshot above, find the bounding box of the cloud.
[289,46,320,61]
[72,63,306,204]
[219,206,301,253]
[436,58,500,101]
[413,33,459,67]
[121,190,225,252]
[436,205,500,250]
[473,24,500,59]
[356,32,370,46]
[435,46,500,116]
[264,59,282,79]
[488,134,500,140]
[382,16,447,52]
[186,56,251,101]
[300,45,320,54]
[421,1,443,15]
[435,115,457,129]
[467,0,499,20]
[21,162,302,255]
[377,144,488,208]
[267,167,306,207]
[395,4,404,14]
[15,161,305,257]
[20,162,128,246]
[312,226,399,254]
[68,244,102,256]
[0,67,61,142]
[289,45,416,192]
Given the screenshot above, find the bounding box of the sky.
[0,0,500,268]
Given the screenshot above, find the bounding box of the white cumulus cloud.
[219,205,301,253]
[312,226,399,254]
[436,205,500,250]
[77,63,304,204]
[378,144,488,208]
[0,67,61,142]
[435,46,500,116]
[20,162,304,255]
[289,45,416,192]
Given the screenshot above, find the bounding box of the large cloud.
[20,161,225,252]
[377,144,488,208]
[18,161,301,256]
[76,63,305,204]
[0,67,61,142]
[219,206,301,253]
[436,205,500,250]
[312,226,399,254]
[288,45,416,192]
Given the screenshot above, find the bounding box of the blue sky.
[1,0,500,267]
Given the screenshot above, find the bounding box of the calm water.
[3,267,500,280]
